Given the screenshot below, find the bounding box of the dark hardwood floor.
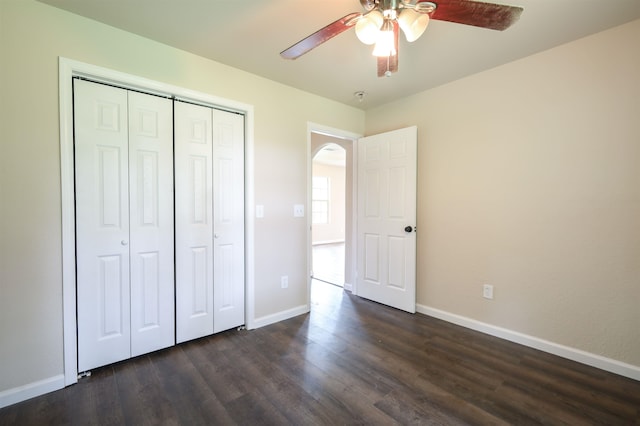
[2,281,639,425]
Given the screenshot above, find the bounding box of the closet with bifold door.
[75,79,175,372]
[74,79,245,373]
[174,100,245,343]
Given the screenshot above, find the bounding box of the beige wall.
[0,0,364,394]
[366,19,640,367]
[311,162,346,244]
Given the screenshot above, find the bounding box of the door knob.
[121,240,129,246]
[404,226,413,233]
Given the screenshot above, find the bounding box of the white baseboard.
[0,374,65,409]
[312,240,345,246]
[250,304,309,330]
[416,304,640,382]
[343,282,353,292]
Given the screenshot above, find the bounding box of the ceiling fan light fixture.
[355,10,384,45]
[372,20,396,57]
[280,0,523,78]
[398,8,430,42]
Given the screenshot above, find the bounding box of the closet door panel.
[128,91,175,356]
[175,102,214,343]
[212,109,245,333]
[75,79,131,372]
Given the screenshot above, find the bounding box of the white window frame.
[312,176,330,224]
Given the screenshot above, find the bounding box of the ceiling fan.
[280,0,523,77]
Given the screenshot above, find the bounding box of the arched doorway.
[307,125,359,309]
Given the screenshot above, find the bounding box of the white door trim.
[306,122,362,302]
[59,57,255,386]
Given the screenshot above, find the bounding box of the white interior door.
[127,91,175,356]
[175,102,245,341]
[356,126,417,313]
[212,109,245,333]
[76,80,245,364]
[75,80,176,370]
[75,80,131,371]
[175,101,215,343]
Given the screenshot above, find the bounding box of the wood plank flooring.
[2,281,639,425]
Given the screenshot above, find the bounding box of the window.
[312,176,330,224]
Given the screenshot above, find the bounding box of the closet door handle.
[121,240,129,246]
[214,233,220,239]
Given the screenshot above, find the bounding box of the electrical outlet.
[281,276,289,289]
[483,284,494,300]
[293,204,304,217]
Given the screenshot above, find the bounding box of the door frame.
[306,123,361,302]
[59,57,255,386]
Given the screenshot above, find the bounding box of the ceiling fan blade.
[377,21,399,77]
[426,0,523,31]
[280,12,362,60]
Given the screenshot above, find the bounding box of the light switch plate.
[483,284,494,300]
[256,205,264,218]
[294,204,304,217]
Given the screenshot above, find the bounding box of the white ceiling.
[39,0,640,110]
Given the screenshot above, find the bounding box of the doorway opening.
[312,143,346,287]
[308,126,359,305]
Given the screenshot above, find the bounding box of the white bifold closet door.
[175,101,245,343]
[75,79,175,372]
